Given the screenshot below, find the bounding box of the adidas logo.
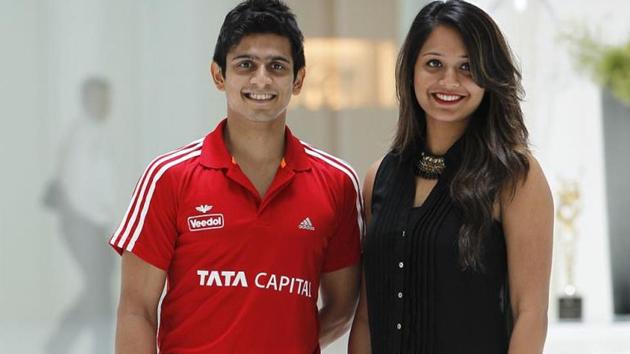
[298,217,315,231]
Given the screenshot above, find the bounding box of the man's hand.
[115,251,166,354]
[318,264,360,349]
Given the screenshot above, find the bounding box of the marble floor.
[1,320,628,354]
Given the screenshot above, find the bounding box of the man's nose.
[250,66,272,88]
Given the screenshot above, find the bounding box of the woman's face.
[414,25,485,126]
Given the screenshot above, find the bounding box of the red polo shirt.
[110,119,363,353]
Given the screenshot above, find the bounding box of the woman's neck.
[424,119,468,155]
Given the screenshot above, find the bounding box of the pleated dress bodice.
[363,144,511,354]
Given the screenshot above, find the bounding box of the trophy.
[556,180,582,320]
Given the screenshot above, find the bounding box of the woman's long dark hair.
[393,0,529,270]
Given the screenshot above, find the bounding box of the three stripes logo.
[298,217,315,231]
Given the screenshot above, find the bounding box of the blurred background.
[1,0,629,353]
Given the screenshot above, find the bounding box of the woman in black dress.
[348,1,553,353]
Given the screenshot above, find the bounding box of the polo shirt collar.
[283,123,311,172]
[199,118,311,172]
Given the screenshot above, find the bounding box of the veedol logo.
[188,214,224,231]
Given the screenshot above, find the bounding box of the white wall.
[0,0,50,322]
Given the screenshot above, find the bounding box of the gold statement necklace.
[414,151,446,179]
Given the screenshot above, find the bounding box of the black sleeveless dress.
[363,141,511,354]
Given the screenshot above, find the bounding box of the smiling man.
[110,1,363,353]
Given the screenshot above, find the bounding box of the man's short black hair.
[212,0,305,79]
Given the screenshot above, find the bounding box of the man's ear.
[210,62,225,90]
[292,67,306,95]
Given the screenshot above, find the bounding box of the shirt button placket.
[395,229,406,340]
[396,259,404,334]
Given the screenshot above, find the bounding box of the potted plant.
[563,27,630,104]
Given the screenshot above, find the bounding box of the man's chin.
[245,114,284,124]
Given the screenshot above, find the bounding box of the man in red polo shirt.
[110,0,363,353]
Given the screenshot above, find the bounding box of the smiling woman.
[349,1,554,354]
[413,25,485,128]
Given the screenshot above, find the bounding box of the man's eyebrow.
[268,56,291,63]
[231,54,291,63]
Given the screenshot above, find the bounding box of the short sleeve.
[322,174,363,272]
[109,164,178,271]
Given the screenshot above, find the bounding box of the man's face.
[212,34,304,124]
